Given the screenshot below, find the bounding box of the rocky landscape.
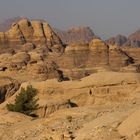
[0,18,140,140]
[0,17,96,45]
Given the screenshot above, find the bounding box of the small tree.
[6,85,39,116]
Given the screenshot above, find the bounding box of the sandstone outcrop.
[21,42,36,52]
[0,77,20,103]
[89,38,109,65]
[0,19,64,53]
[53,38,134,79]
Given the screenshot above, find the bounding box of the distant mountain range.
[106,34,140,48]
[54,27,96,44]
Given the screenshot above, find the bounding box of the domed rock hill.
[0,18,64,53]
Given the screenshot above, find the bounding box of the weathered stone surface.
[89,38,109,65]
[1,71,140,140]
[109,47,134,70]
[0,19,64,53]
[21,43,36,52]
[54,39,132,78]
[0,77,20,103]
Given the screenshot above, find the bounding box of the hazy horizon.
[0,0,140,39]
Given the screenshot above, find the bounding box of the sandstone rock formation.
[0,18,96,45]
[89,38,109,65]
[52,38,134,79]
[0,19,139,80]
[0,19,64,53]
[0,77,20,103]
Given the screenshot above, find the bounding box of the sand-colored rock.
[118,109,140,137]
[0,71,140,139]
[0,77,20,103]
[12,52,30,63]
[0,19,64,53]
[54,39,133,79]
[18,19,34,41]
[21,43,36,52]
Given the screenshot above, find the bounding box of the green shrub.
[6,85,39,116]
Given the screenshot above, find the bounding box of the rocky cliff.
[51,38,134,79]
[0,18,96,45]
[0,19,64,53]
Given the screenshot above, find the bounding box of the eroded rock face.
[0,19,64,53]
[53,39,133,78]
[0,77,20,103]
[89,38,109,65]
[109,47,134,70]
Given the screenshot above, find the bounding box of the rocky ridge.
[55,26,96,44]
[106,34,140,48]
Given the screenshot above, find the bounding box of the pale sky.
[0,0,140,39]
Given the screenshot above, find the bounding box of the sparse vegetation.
[6,85,39,117]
